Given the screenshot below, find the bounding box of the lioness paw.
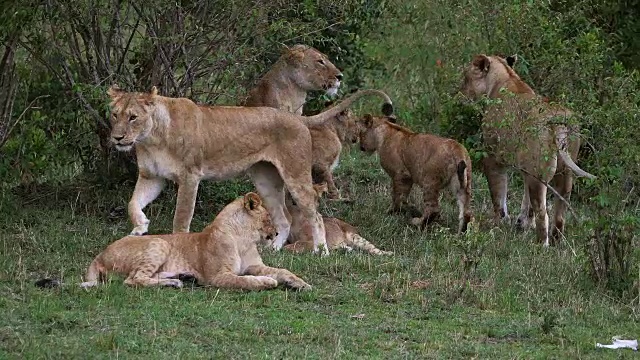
[283,277,312,291]
[130,224,149,236]
[162,279,183,288]
[256,276,278,289]
[80,280,98,289]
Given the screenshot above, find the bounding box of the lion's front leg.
[243,264,312,291]
[173,175,200,233]
[128,175,166,235]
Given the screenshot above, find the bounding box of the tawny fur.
[357,115,473,233]
[460,54,595,246]
[308,108,359,200]
[107,86,392,256]
[284,184,393,255]
[244,44,342,115]
[81,193,311,291]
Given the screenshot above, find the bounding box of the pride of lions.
[39,45,596,291]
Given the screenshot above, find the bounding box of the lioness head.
[357,114,388,153]
[460,54,519,100]
[285,44,343,96]
[242,192,278,245]
[107,85,159,151]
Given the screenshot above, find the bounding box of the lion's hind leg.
[284,179,328,256]
[525,175,550,247]
[122,239,182,288]
[249,163,291,250]
[550,169,574,246]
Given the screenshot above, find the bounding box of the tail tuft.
[456,161,467,187]
[382,102,394,116]
[35,278,62,289]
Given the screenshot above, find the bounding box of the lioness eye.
[129,115,137,122]
[317,59,325,65]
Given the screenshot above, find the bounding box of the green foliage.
[439,100,486,164]
[581,208,639,299]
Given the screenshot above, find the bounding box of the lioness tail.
[554,130,596,179]
[346,233,393,256]
[303,89,393,127]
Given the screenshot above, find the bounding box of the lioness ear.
[244,192,262,212]
[107,84,123,100]
[150,86,159,96]
[472,54,490,72]
[506,54,518,68]
[363,114,374,128]
[286,44,306,63]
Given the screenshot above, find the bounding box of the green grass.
[1,147,638,359]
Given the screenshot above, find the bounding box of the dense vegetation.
[1,0,638,357]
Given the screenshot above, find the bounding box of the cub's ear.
[313,182,328,197]
[363,113,374,128]
[107,84,124,100]
[244,192,262,212]
[472,54,490,72]
[506,54,518,68]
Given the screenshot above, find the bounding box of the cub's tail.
[345,233,393,256]
[456,160,467,189]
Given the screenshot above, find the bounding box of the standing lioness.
[460,54,595,246]
[358,115,473,233]
[108,86,392,255]
[80,193,311,291]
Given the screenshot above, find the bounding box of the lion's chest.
[137,148,184,182]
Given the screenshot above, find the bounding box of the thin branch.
[0,95,49,149]
[60,59,109,129]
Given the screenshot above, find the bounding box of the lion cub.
[357,114,473,233]
[81,193,311,291]
[284,183,393,255]
[309,105,359,200]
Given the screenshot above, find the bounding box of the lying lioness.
[357,114,473,233]
[284,183,393,255]
[108,85,392,256]
[79,193,311,291]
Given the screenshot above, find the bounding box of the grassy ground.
[1,147,638,359]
